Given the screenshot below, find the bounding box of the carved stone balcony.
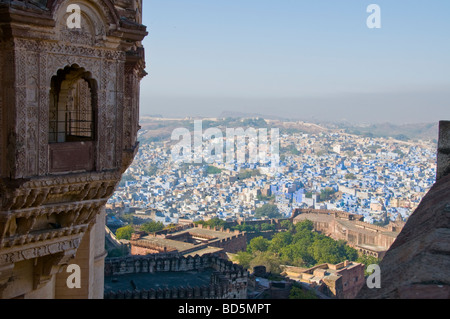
[0,170,122,296]
[49,141,95,174]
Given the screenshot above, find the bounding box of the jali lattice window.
[49,65,96,143]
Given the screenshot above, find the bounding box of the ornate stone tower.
[0,0,147,299]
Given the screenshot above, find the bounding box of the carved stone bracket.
[0,235,82,296]
[0,171,122,212]
[0,236,82,266]
[33,249,77,290]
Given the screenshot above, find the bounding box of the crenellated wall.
[104,253,249,299]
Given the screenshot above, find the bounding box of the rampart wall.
[104,253,248,299]
[292,208,402,258]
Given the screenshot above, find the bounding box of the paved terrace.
[132,224,242,256]
[104,269,215,292]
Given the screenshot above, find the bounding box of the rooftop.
[130,223,244,256]
[104,269,215,292]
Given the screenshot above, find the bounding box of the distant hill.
[336,122,439,142]
[219,110,288,121]
[137,115,439,144]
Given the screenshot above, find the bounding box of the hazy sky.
[140,1,450,124]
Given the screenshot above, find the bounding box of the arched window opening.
[49,65,96,143]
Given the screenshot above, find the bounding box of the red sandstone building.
[282,261,365,299]
[129,223,247,258]
[292,209,404,259]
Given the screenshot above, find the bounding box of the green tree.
[140,221,165,233]
[164,223,177,231]
[289,285,318,299]
[208,217,228,228]
[343,244,359,261]
[195,217,228,229]
[318,187,336,202]
[295,220,314,233]
[260,223,276,232]
[235,218,362,271]
[115,225,134,240]
[254,204,282,219]
[257,193,275,201]
[234,251,253,269]
[237,169,260,180]
[280,220,294,232]
[120,213,135,225]
[269,232,293,252]
[206,165,222,175]
[248,236,270,253]
[357,254,380,276]
[249,251,282,274]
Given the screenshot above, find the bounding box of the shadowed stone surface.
[357,173,450,299]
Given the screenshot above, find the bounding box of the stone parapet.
[104,253,248,299]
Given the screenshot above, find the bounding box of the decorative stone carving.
[0,0,147,298]
[33,248,77,290]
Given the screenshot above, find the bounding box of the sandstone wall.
[104,253,249,299]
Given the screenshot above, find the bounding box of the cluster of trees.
[257,193,275,201]
[206,165,222,175]
[115,225,134,240]
[289,283,319,299]
[231,222,277,233]
[280,144,300,156]
[193,217,283,234]
[237,169,260,180]
[305,188,337,202]
[194,217,229,229]
[234,220,377,274]
[318,187,337,202]
[254,204,282,219]
[115,220,165,240]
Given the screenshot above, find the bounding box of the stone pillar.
[92,207,107,299]
[437,121,450,181]
[55,207,107,299]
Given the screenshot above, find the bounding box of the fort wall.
[104,253,248,299]
[292,208,403,258]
